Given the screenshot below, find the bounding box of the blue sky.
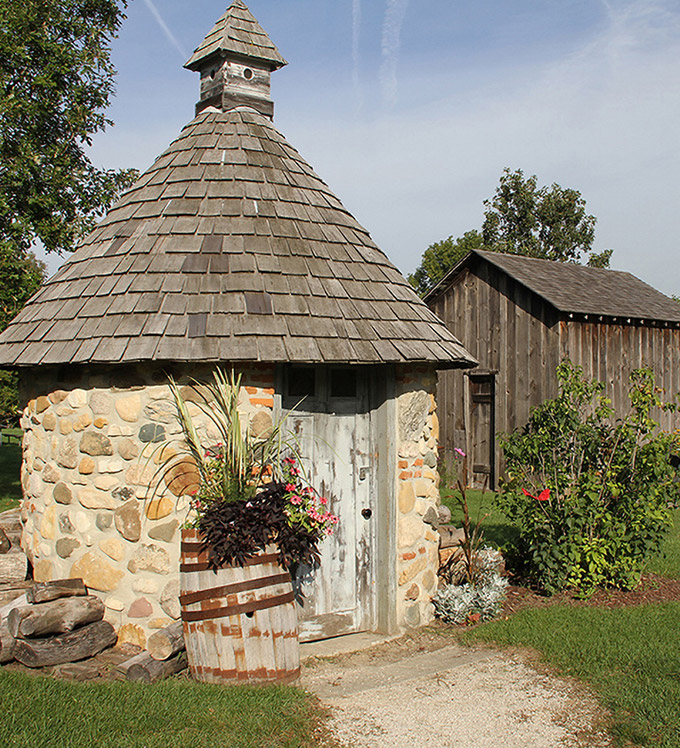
[63,0,680,295]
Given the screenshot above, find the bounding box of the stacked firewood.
[115,621,187,683]
[1,578,116,667]
[0,578,187,682]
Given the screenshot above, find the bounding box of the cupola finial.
[185,1,288,119]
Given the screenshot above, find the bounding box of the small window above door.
[330,368,357,399]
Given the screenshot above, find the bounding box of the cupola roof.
[185,0,287,73]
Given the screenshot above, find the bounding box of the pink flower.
[319,497,328,506]
[454,448,466,458]
[290,496,302,506]
[285,483,296,492]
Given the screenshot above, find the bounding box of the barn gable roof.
[185,0,287,72]
[428,249,680,324]
[0,107,475,368]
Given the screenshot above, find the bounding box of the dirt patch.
[302,640,610,748]
[503,572,680,617]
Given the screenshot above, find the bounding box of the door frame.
[274,364,398,638]
[465,370,496,490]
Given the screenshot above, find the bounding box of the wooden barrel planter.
[179,529,300,684]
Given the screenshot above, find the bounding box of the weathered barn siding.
[428,251,680,489]
[430,261,560,487]
[560,320,680,431]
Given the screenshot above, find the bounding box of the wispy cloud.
[142,0,188,60]
[380,0,410,106]
[352,0,362,92]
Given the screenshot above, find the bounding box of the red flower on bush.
[522,488,550,502]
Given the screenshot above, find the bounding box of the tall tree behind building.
[0,0,138,424]
[409,168,612,296]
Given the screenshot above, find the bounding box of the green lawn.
[0,669,327,748]
[448,493,680,747]
[0,431,21,513]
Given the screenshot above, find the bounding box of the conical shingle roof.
[185,1,287,72]
[0,107,475,369]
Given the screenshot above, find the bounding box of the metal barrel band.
[179,572,291,606]
[181,591,295,622]
[179,552,280,571]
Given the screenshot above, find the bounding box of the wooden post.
[13,620,117,668]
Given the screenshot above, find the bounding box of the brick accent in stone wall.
[19,364,275,649]
[395,365,441,629]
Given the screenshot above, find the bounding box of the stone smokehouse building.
[0,2,474,647]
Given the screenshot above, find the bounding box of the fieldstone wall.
[395,365,441,629]
[19,363,275,649]
[18,361,444,643]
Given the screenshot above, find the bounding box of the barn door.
[467,372,496,490]
[280,365,376,642]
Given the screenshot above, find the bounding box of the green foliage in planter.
[498,361,680,595]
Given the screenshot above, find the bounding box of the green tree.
[409,168,612,296]
[0,0,138,257]
[0,0,137,425]
[482,168,609,266]
[408,230,483,297]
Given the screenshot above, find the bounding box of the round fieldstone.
[79,457,95,475]
[423,506,439,529]
[43,413,57,431]
[148,520,179,543]
[89,391,113,415]
[139,423,165,443]
[56,537,81,559]
[57,438,78,469]
[144,401,176,423]
[78,488,117,510]
[100,537,125,561]
[160,578,180,619]
[145,497,174,521]
[115,394,142,423]
[250,410,273,439]
[118,438,139,461]
[67,389,88,408]
[405,583,420,601]
[399,390,430,442]
[128,544,170,575]
[36,396,50,413]
[424,450,438,468]
[70,551,124,591]
[80,431,114,456]
[72,413,93,432]
[59,419,73,435]
[112,486,135,502]
[398,482,416,514]
[53,482,72,505]
[114,500,141,542]
[404,603,421,628]
[96,512,113,531]
[42,463,61,484]
[59,512,75,534]
[128,598,153,618]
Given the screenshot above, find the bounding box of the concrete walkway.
[300,634,611,748]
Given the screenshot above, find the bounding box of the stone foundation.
[20,363,275,649]
[19,362,444,643]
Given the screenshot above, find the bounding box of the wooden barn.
[0,2,475,646]
[426,249,680,489]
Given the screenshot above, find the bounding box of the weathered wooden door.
[280,365,376,642]
[467,372,496,490]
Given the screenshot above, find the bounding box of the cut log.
[27,578,87,604]
[0,551,27,584]
[126,651,188,683]
[0,620,16,664]
[13,620,117,668]
[8,595,104,639]
[148,621,185,661]
[0,528,10,554]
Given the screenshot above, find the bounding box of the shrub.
[498,361,680,595]
[433,548,507,624]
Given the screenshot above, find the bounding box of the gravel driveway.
[300,635,611,748]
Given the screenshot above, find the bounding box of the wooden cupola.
[184,0,288,119]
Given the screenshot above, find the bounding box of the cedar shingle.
[0,107,474,369]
